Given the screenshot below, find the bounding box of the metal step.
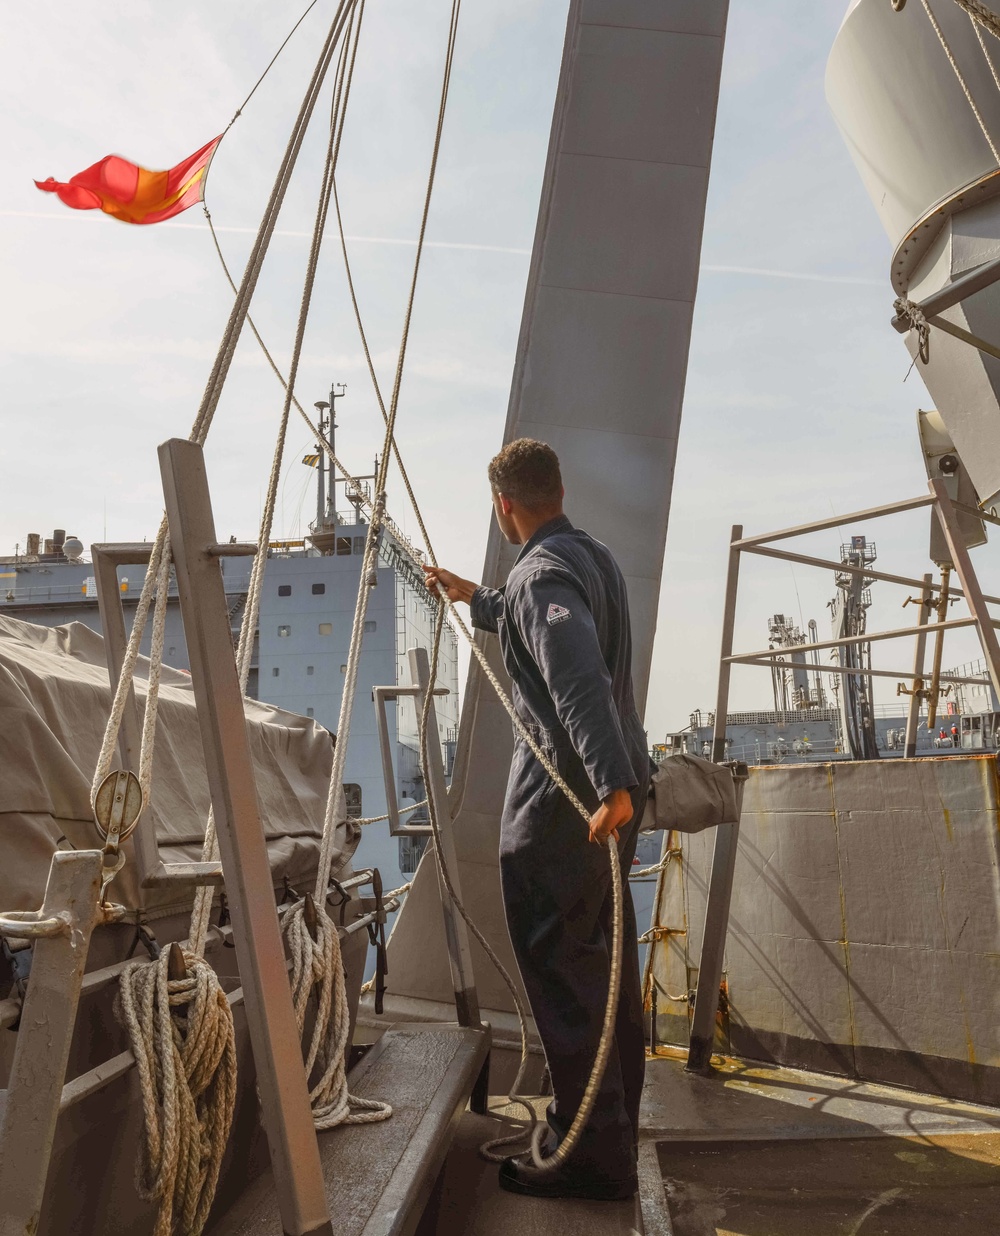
[418,1097,643,1236]
[208,1022,490,1236]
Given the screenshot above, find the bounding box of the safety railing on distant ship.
[710,480,1000,763]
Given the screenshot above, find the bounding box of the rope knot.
[894,296,931,364]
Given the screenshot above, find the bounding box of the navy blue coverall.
[470,514,649,1182]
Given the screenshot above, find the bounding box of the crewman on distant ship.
[426,438,648,1202]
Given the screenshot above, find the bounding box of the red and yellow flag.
[35,136,221,225]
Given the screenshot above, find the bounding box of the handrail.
[0,911,69,940]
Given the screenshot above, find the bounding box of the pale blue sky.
[3,0,997,737]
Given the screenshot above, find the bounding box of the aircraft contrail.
[1,210,883,284]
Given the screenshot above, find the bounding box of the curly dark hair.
[487,438,562,510]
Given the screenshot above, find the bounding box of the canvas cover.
[0,615,357,916]
[642,753,739,834]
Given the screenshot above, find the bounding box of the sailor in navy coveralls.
[426,439,649,1201]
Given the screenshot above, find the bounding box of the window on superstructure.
[353,537,365,554]
[344,784,362,818]
[399,835,429,874]
[319,623,332,636]
[307,665,315,676]
[364,620,376,633]
[278,625,291,637]
[272,667,280,678]
[312,583,325,595]
[278,584,291,597]
[336,537,352,556]
[306,707,314,718]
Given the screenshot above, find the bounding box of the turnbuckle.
[367,869,389,1014]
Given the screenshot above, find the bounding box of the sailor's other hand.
[424,566,478,604]
[588,788,633,845]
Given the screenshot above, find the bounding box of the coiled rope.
[116,947,237,1236]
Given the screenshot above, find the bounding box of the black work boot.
[498,1154,637,1201]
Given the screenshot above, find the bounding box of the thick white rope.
[954,0,1000,42]
[137,544,172,799]
[115,948,237,1236]
[188,6,364,960]
[90,529,168,802]
[190,0,358,448]
[307,0,460,925]
[208,0,625,1167]
[922,0,1000,164]
[354,799,428,826]
[262,0,464,1136]
[91,0,359,844]
[319,0,626,1161]
[971,7,1000,91]
[631,846,682,880]
[96,13,363,1232]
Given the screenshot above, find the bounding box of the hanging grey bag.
[640,754,739,834]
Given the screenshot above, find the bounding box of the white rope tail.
[282,897,392,1127]
[116,947,237,1236]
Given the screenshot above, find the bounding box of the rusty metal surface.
[0,851,104,1236]
[648,754,1000,1105]
[660,1132,1000,1236]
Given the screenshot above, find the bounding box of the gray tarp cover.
[643,753,738,834]
[0,615,357,916]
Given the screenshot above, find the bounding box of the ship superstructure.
[0,504,459,901]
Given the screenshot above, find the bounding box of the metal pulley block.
[93,769,144,904]
[93,768,144,845]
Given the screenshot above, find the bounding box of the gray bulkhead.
[828,0,1000,506]
[385,0,732,1018]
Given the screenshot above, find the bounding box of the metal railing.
[711,480,1000,763]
